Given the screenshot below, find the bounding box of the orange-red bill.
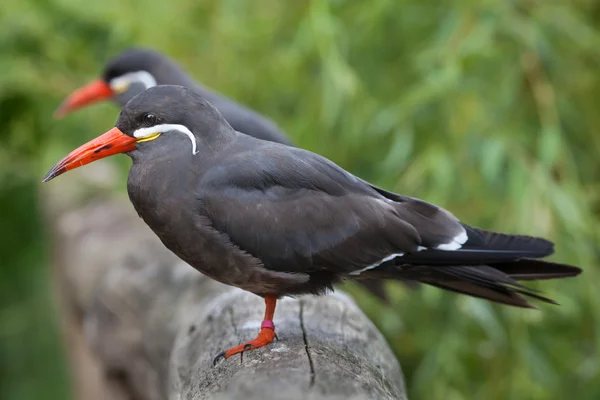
[54,79,114,119]
[43,127,136,182]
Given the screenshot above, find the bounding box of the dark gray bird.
[55,47,291,145]
[54,47,391,300]
[43,85,581,363]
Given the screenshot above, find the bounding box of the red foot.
[213,296,278,366]
[213,321,276,365]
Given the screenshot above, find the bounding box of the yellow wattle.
[136,132,161,143]
[112,83,130,94]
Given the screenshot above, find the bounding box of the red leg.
[213,295,277,365]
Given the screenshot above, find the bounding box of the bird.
[54,47,292,145]
[54,47,391,300]
[43,85,581,364]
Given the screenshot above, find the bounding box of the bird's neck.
[127,149,195,224]
[126,131,234,213]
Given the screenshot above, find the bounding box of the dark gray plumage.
[114,85,580,307]
[60,47,392,299]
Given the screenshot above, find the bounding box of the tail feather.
[427,266,560,306]
[425,280,535,308]
[490,259,581,280]
[368,225,582,307]
[397,225,560,266]
[462,225,554,255]
[440,266,535,291]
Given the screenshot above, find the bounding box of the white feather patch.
[435,229,468,251]
[109,70,157,93]
[133,124,198,155]
[349,253,404,276]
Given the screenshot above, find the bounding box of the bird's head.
[54,48,171,118]
[44,85,232,182]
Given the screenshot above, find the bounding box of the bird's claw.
[212,326,276,366]
[212,351,226,367]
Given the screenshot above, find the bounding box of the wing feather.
[199,144,466,275]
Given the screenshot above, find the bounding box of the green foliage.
[1,1,599,399]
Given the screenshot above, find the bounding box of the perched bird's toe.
[214,324,276,365]
[212,351,226,367]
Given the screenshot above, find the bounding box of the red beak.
[43,127,136,182]
[54,79,114,119]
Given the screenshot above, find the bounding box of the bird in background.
[55,47,291,145]
[43,85,581,364]
[55,47,390,300]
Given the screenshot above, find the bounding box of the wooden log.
[42,164,407,400]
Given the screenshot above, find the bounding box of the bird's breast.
[127,160,196,231]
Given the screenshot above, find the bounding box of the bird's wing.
[198,144,467,275]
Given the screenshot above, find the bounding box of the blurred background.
[1,0,599,399]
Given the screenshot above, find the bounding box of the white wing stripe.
[349,253,404,276]
[435,229,468,251]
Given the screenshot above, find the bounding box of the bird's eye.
[143,113,158,126]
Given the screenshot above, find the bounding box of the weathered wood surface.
[42,164,407,400]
